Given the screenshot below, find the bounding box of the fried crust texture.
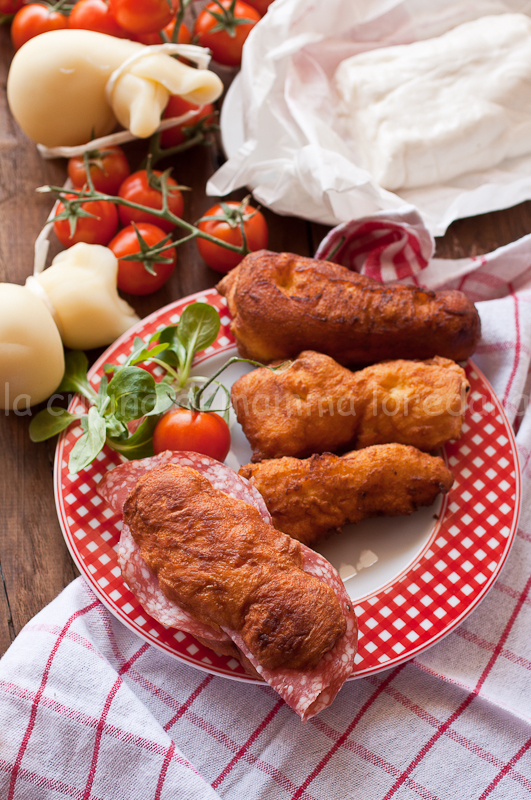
[232,351,469,461]
[123,463,346,671]
[217,251,480,366]
[240,444,454,546]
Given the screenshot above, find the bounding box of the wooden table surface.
[1,26,531,657]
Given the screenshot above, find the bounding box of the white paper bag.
[208,0,531,235]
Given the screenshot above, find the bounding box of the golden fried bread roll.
[217,250,480,366]
[123,463,346,671]
[231,351,469,461]
[240,444,454,546]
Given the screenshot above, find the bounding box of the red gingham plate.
[54,289,521,681]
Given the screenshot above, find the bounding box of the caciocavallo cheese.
[7,30,223,147]
[334,14,531,191]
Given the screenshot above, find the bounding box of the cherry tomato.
[197,201,268,273]
[244,0,274,14]
[0,0,25,16]
[53,195,118,248]
[136,18,191,45]
[117,169,184,233]
[152,408,231,461]
[160,96,216,149]
[109,223,176,295]
[68,0,129,37]
[246,0,274,13]
[108,0,176,34]
[11,4,68,50]
[194,0,260,67]
[68,147,130,195]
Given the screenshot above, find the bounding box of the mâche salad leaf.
[29,408,79,443]
[68,407,107,474]
[29,302,224,473]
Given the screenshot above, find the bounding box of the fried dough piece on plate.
[119,460,358,720]
[124,463,346,671]
[217,250,481,366]
[231,350,469,461]
[240,444,454,546]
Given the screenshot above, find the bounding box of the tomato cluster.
[54,151,181,295]
[9,0,191,48]
[9,0,274,66]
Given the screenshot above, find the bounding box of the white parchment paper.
[208,0,531,235]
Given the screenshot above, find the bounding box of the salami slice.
[98,450,271,523]
[225,544,358,722]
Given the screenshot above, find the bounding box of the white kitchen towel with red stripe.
[2,211,531,800]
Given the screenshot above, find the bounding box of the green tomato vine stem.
[39,183,250,256]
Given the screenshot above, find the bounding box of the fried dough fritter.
[239,444,454,546]
[232,350,469,462]
[217,251,481,366]
[123,463,346,671]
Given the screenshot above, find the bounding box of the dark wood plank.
[435,201,531,259]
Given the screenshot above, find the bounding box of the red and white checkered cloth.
[2,209,531,800]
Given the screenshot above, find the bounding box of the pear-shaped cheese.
[0,284,65,410]
[35,243,140,350]
[7,29,223,147]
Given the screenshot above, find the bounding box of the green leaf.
[123,336,148,368]
[29,408,79,442]
[104,414,127,439]
[107,415,159,460]
[58,351,96,401]
[68,407,106,474]
[156,325,178,345]
[156,325,186,370]
[129,343,170,365]
[177,302,220,356]
[145,382,175,416]
[96,374,110,415]
[107,366,157,422]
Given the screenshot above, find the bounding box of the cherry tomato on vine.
[197,200,268,273]
[68,0,129,37]
[243,0,274,15]
[194,0,260,67]
[53,195,118,248]
[0,0,25,16]
[160,96,216,149]
[68,147,130,195]
[152,408,231,462]
[109,223,176,295]
[136,18,191,45]
[11,4,68,50]
[108,0,176,34]
[117,169,184,233]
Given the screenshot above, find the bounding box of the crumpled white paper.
[208,0,531,235]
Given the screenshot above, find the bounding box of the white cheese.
[334,14,531,190]
[7,29,223,147]
[0,285,64,409]
[35,243,139,350]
